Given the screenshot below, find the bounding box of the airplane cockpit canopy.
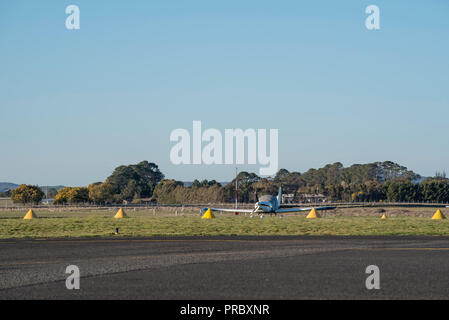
[258,195,276,203]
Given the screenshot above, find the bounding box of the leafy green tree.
[421,179,449,202]
[139,161,429,204]
[325,183,344,201]
[207,180,220,187]
[54,187,89,204]
[53,187,72,204]
[274,169,290,181]
[384,180,421,202]
[11,185,44,204]
[152,179,226,204]
[70,187,89,203]
[152,180,184,203]
[88,182,115,204]
[120,180,139,201]
[223,172,261,203]
[105,161,164,201]
[47,188,58,199]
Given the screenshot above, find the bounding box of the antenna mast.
[235,167,238,212]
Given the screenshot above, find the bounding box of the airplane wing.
[202,207,255,214]
[275,206,336,213]
[278,204,320,208]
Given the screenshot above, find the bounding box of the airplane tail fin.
[277,187,282,207]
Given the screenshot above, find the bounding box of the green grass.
[0,209,448,238]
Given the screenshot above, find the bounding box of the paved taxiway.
[1,236,449,299]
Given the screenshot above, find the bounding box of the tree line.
[9,160,449,205]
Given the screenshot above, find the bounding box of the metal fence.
[1,198,448,211]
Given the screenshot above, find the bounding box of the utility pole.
[235,167,238,214]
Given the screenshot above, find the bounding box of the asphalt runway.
[1,236,449,299]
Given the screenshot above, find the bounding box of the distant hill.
[0,183,65,193]
[0,182,19,192]
[39,185,66,191]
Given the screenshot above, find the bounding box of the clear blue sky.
[1,0,448,186]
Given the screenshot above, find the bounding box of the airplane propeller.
[250,203,260,218]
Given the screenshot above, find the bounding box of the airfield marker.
[306,208,320,219]
[114,208,127,219]
[23,209,37,220]
[201,208,215,219]
[431,209,446,220]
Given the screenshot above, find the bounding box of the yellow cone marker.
[201,208,215,219]
[114,208,127,219]
[306,208,320,219]
[381,213,387,219]
[23,209,37,220]
[431,209,446,220]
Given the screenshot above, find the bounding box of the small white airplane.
[202,187,335,216]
